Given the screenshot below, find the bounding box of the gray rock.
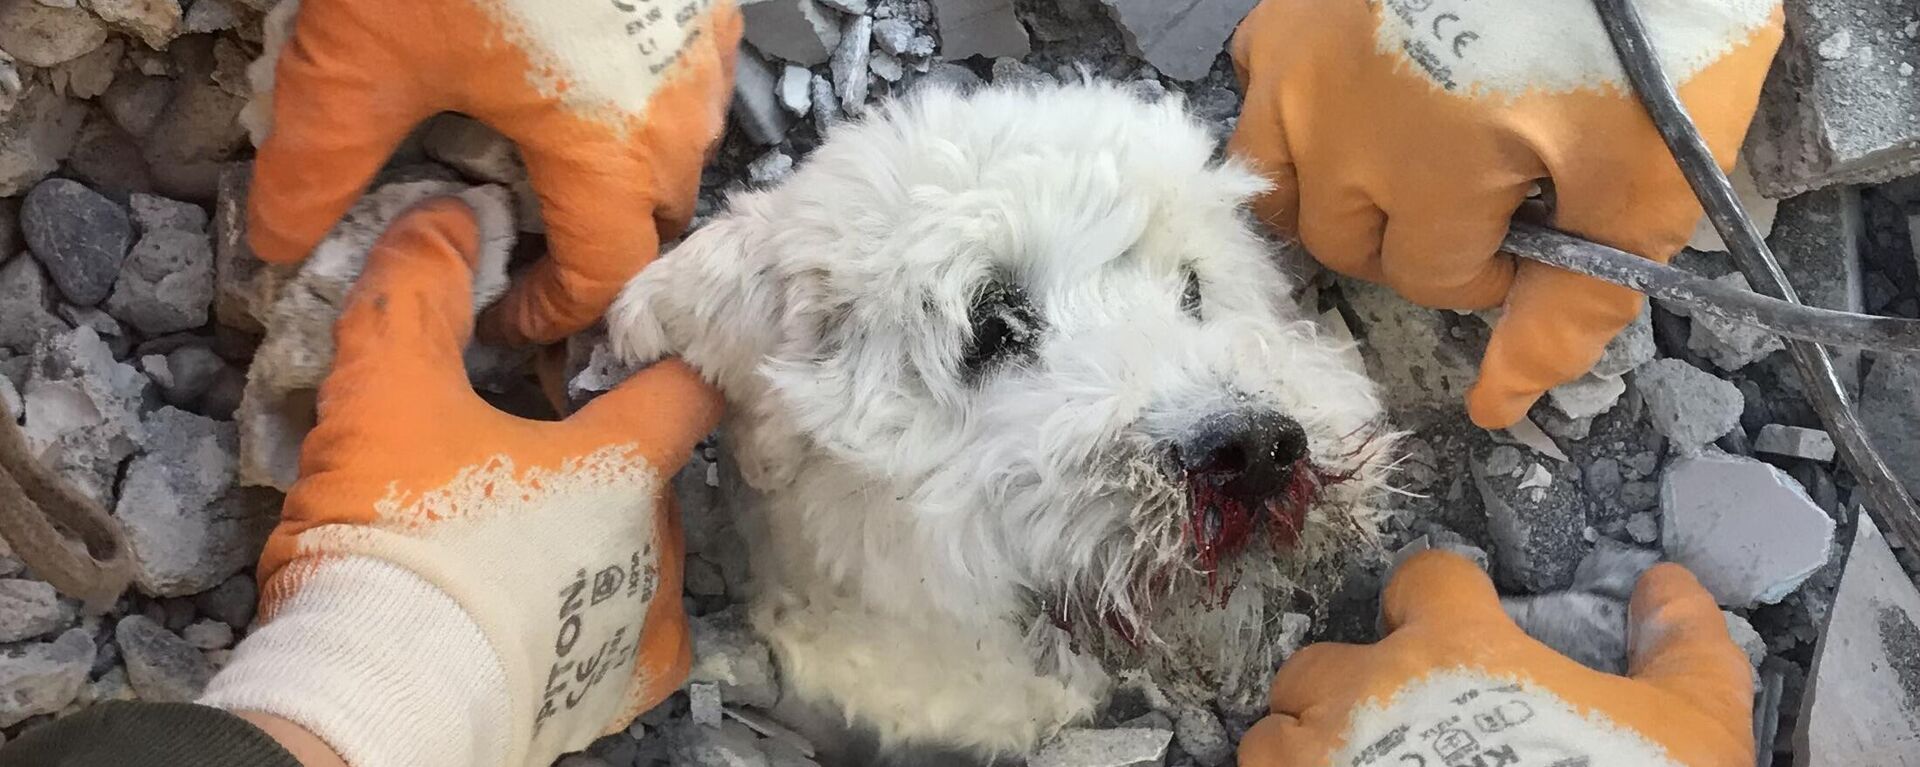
[1754,424,1837,462]
[1571,539,1661,601]
[1661,452,1835,607]
[211,164,283,335]
[1620,481,1659,512]
[1343,278,1482,427]
[733,47,794,146]
[1685,273,1785,371]
[916,61,983,92]
[1593,307,1656,379]
[1764,188,1865,386]
[0,1,109,66]
[0,579,72,642]
[1502,592,1627,674]
[1794,516,1920,763]
[831,14,873,114]
[1862,353,1920,499]
[1172,705,1230,767]
[1093,0,1257,81]
[690,681,724,728]
[57,304,131,359]
[931,0,1029,60]
[1627,512,1659,544]
[778,64,813,115]
[21,178,133,307]
[0,255,72,356]
[129,193,210,236]
[1475,455,1589,593]
[0,82,87,196]
[1547,372,1626,420]
[817,0,866,13]
[868,50,904,82]
[1634,358,1743,454]
[193,573,257,630]
[181,619,233,651]
[671,719,771,767]
[423,114,526,185]
[809,73,842,133]
[689,607,780,710]
[105,226,216,335]
[141,58,250,200]
[747,150,794,186]
[742,0,841,66]
[22,325,150,502]
[51,35,123,100]
[873,18,916,56]
[990,56,1053,87]
[1030,728,1172,767]
[102,75,174,139]
[182,0,240,32]
[0,628,94,727]
[157,344,226,406]
[116,614,213,703]
[1723,611,1765,670]
[1746,0,1920,196]
[117,407,279,596]
[83,0,183,49]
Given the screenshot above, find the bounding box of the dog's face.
[613,84,1388,653]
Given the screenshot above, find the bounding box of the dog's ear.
[608,216,810,490]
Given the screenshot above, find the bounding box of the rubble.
[140,39,251,200]
[1503,592,1627,673]
[0,579,71,643]
[116,407,277,596]
[1794,517,1920,762]
[0,628,94,728]
[872,17,915,56]
[1474,452,1590,593]
[1172,705,1231,767]
[211,164,281,334]
[1674,273,1785,371]
[687,607,780,710]
[1547,372,1626,420]
[689,682,724,728]
[116,614,213,703]
[1341,278,1483,426]
[1746,0,1920,196]
[1861,353,1920,498]
[1754,424,1837,462]
[831,14,873,115]
[180,618,233,650]
[1661,452,1836,608]
[777,65,812,115]
[743,0,842,66]
[733,48,795,146]
[670,719,773,767]
[1634,358,1744,453]
[0,256,71,356]
[193,572,257,630]
[1029,727,1172,767]
[104,202,215,335]
[0,1,110,67]
[931,0,1029,61]
[21,325,149,502]
[21,178,132,307]
[1094,0,1258,81]
[149,344,227,407]
[83,0,183,50]
[0,83,87,196]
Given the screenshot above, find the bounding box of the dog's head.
[612,82,1390,660]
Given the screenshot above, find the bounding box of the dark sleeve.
[2,702,304,767]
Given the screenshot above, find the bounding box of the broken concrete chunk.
[873,17,916,56]
[1724,611,1765,670]
[0,628,94,728]
[105,225,216,335]
[732,47,794,146]
[1172,705,1231,767]
[0,81,87,197]
[1862,353,1920,500]
[1093,0,1258,81]
[22,325,150,502]
[1342,278,1482,427]
[932,0,1030,61]
[0,0,109,67]
[1503,592,1628,674]
[130,192,210,234]
[689,681,724,728]
[742,0,842,66]
[778,64,813,115]
[211,164,286,334]
[183,0,241,33]
[51,35,124,100]
[116,614,214,703]
[1754,424,1837,462]
[747,150,795,186]
[1686,273,1785,371]
[1571,539,1661,602]
[1474,454,1590,593]
[1634,358,1744,454]
[181,618,234,650]
[1661,452,1836,608]
[1547,372,1626,420]
[0,255,72,356]
[142,59,251,200]
[688,607,780,710]
[82,0,184,50]
[670,718,771,767]
[193,572,257,630]
[1030,727,1172,767]
[117,407,278,596]
[22,178,133,307]
[0,578,73,643]
[831,14,873,114]
[1794,515,1920,763]
[157,344,225,407]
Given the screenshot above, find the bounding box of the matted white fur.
[1373,0,1776,96]
[611,83,1392,755]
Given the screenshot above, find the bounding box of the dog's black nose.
[1178,410,1310,500]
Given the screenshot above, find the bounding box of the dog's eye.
[962,280,1040,382]
[1181,267,1203,320]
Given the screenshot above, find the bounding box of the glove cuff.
[198,556,511,767]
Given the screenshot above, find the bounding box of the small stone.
[1661,452,1836,607]
[141,56,251,200]
[180,618,233,650]
[1795,516,1920,761]
[1584,457,1624,500]
[1476,457,1590,593]
[156,344,225,406]
[1753,424,1837,462]
[21,178,133,307]
[0,82,87,196]
[104,225,216,335]
[830,14,873,114]
[1627,512,1659,544]
[1547,372,1626,419]
[742,0,842,66]
[0,579,72,642]
[688,607,780,709]
[102,74,173,138]
[689,681,724,728]
[182,0,239,32]
[0,628,94,727]
[1571,539,1661,601]
[732,48,794,145]
[82,665,134,705]
[1620,481,1658,512]
[1172,705,1230,767]
[1723,611,1765,670]
[931,0,1029,60]
[816,0,865,13]
[211,164,282,334]
[1517,463,1552,491]
[117,615,212,703]
[50,35,123,99]
[117,408,279,596]
[193,573,257,630]
[1030,728,1172,767]
[872,17,915,56]
[82,0,183,49]
[1686,273,1785,371]
[1482,445,1522,477]
[777,64,812,115]
[0,256,72,356]
[1094,0,1259,81]
[422,114,525,185]
[1634,358,1743,454]
[809,73,842,132]
[22,325,150,502]
[916,61,982,92]
[1815,29,1852,61]
[868,51,903,82]
[990,56,1053,87]
[0,1,108,66]
[129,192,209,234]
[685,555,727,597]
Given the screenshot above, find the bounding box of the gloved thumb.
[1625,564,1753,731]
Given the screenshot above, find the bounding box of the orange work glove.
[198,199,723,767]
[1238,551,1753,767]
[1227,0,1783,427]
[248,0,742,346]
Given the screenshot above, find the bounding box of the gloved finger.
[1377,188,1530,311]
[1466,262,1645,428]
[1225,58,1299,236]
[1380,549,1512,633]
[561,359,723,475]
[1294,177,1388,285]
[1266,642,1375,720]
[248,0,437,266]
[1626,564,1754,731]
[321,199,487,421]
[1236,712,1324,767]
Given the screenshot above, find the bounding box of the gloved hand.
[1227,0,1782,428]
[198,198,723,767]
[1238,551,1753,767]
[247,0,741,346]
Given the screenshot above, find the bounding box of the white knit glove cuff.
[197,556,512,767]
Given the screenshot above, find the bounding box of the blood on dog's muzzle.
[1175,409,1314,568]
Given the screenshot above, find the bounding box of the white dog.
[610,82,1393,758]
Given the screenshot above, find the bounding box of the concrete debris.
[1760,185,1870,375]
[1093,0,1258,81]
[733,47,795,146]
[1677,273,1784,371]
[181,618,234,650]
[1626,512,1659,544]
[1029,727,1172,767]
[116,614,214,703]
[51,36,123,100]
[1746,0,1920,196]
[22,325,150,502]
[105,212,216,335]
[1661,452,1836,608]
[747,150,795,185]
[817,0,865,14]
[193,572,257,630]
[808,73,841,132]
[131,192,210,233]
[1570,539,1661,602]
[1862,353,1920,499]
[1547,372,1626,420]
[1503,591,1628,674]
[0,82,87,196]
[21,178,133,307]
[1634,358,1744,454]
[141,48,251,200]
[183,0,242,33]
[1474,453,1589,593]
[0,1,109,67]
[212,164,284,334]
[742,0,841,66]
[1754,424,1837,462]
[1173,704,1231,767]
[830,14,873,115]
[1685,164,1778,253]
[991,56,1053,87]
[118,407,278,596]
[670,719,772,767]
[777,64,812,115]
[0,628,94,728]
[0,256,72,356]
[932,0,1030,61]
[872,17,916,56]
[83,0,184,49]
[149,344,226,407]
[423,114,526,185]
[690,681,724,728]
[1794,516,1920,763]
[565,330,642,408]
[1342,278,1482,426]
[688,607,780,710]
[1724,611,1765,671]
[917,61,983,92]
[0,579,72,643]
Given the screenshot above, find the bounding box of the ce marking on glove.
[535,550,659,732]
[1380,0,1483,89]
[610,0,715,75]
